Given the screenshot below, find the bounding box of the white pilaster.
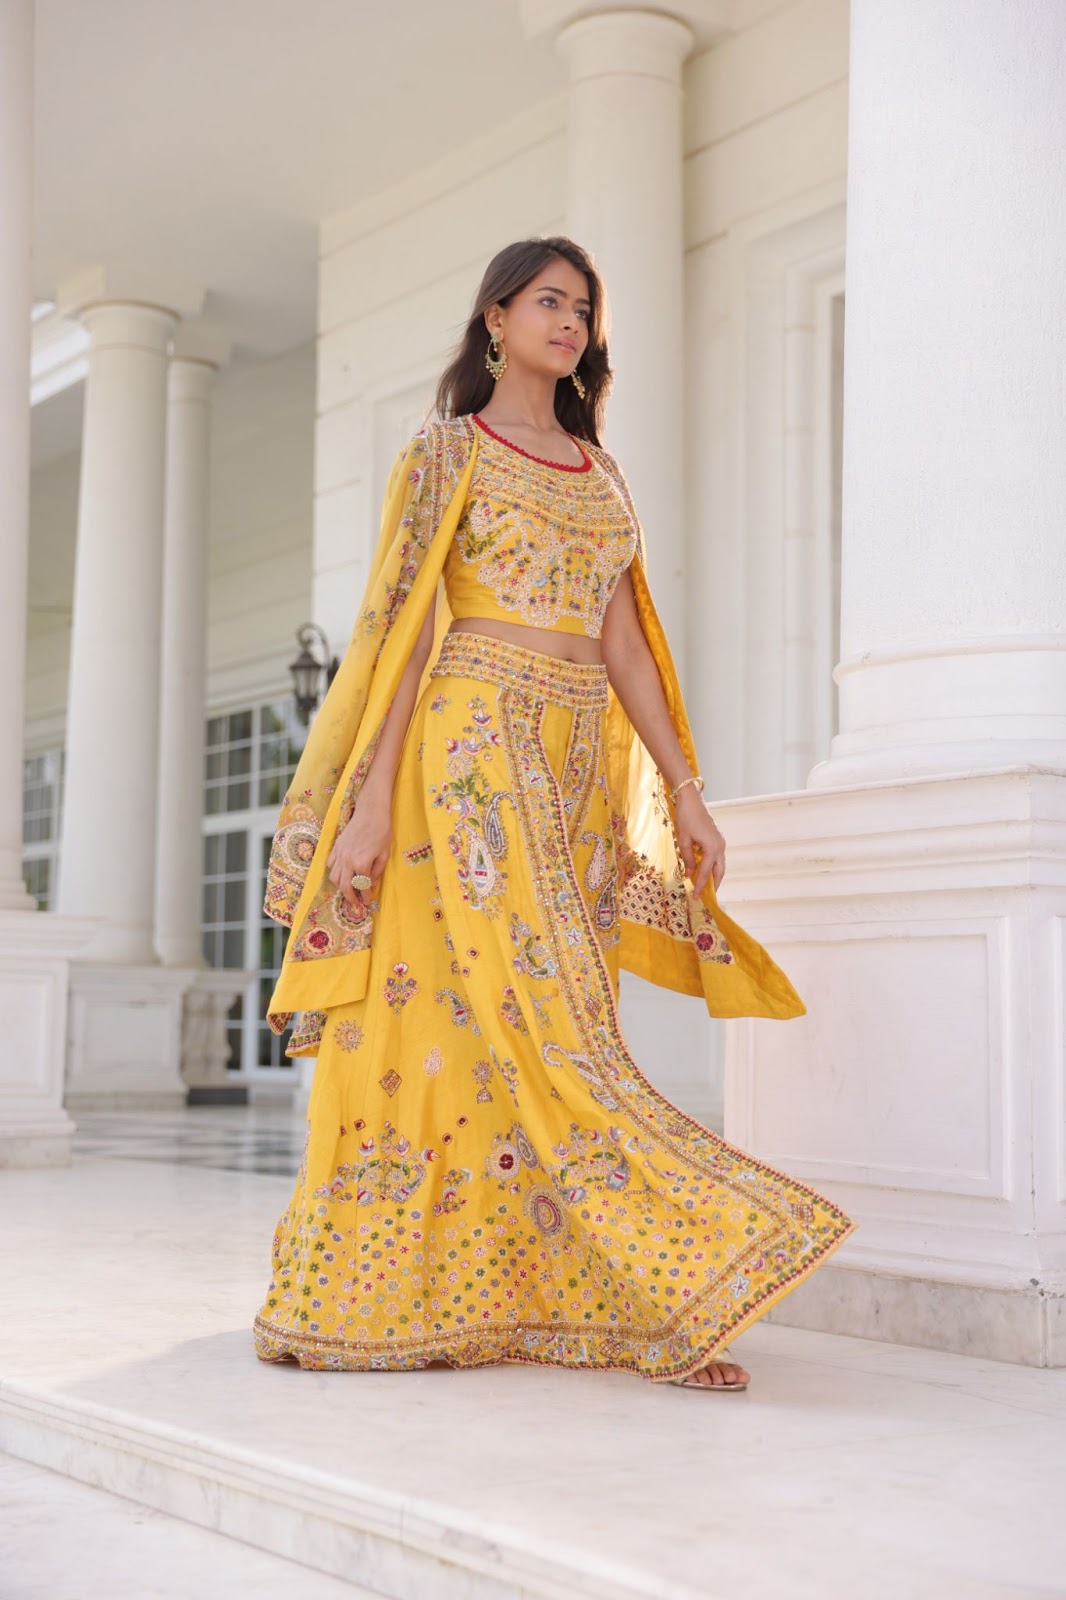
[538,5,693,664]
[809,0,1066,790]
[721,0,1066,1365]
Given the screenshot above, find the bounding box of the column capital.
[521,0,730,59]
[170,324,232,369]
[54,262,204,325]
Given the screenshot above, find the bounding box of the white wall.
[313,97,569,655]
[682,0,850,803]
[204,343,314,710]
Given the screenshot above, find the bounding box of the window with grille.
[201,695,307,1074]
[22,750,63,908]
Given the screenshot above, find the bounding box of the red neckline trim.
[472,413,592,472]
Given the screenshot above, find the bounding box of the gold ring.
[350,873,372,892]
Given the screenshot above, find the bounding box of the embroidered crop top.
[442,413,639,638]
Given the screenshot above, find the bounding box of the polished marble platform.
[3,1106,1065,1599]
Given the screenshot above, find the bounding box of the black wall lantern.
[289,622,339,725]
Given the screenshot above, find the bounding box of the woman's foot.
[672,1353,750,1390]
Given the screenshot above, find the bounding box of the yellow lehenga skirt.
[253,631,856,1381]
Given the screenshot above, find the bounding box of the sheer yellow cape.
[263,415,804,1054]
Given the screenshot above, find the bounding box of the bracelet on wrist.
[668,774,705,805]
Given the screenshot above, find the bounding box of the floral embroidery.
[489,1044,520,1107]
[500,984,529,1034]
[443,425,637,638]
[432,1168,472,1215]
[255,622,856,1382]
[334,1019,364,1052]
[472,1060,493,1103]
[313,1122,429,1207]
[510,914,557,981]
[384,961,418,1011]
[431,691,513,917]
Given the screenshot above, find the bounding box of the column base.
[65,964,191,1110]
[0,910,98,1167]
[713,766,1066,1368]
[177,966,253,1103]
[766,1262,1066,1368]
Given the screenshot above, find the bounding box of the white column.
[154,346,250,1103]
[529,4,718,1128]
[714,0,1066,1366]
[56,300,177,960]
[0,0,38,915]
[809,0,1066,790]
[551,7,692,664]
[155,354,216,968]
[0,0,95,1164]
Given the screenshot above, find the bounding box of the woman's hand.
[326,794,392,911]
[674,785,726,896]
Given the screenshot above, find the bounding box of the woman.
[253,236,856,1391]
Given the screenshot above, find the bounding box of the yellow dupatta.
[263,415,804,1054]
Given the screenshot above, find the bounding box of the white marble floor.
[3,1106,1066,1600]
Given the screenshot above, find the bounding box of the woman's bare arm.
[600,569,694,792]
[600,568,726,893]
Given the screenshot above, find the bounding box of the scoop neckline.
[472,412,592,472]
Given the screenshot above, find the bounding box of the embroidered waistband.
[430,630,609,710]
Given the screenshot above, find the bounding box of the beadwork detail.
[444,417,638,638]
[431,630,609,710]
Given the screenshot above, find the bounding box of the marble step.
[0,1452,383,1600]
[0,1377,698,1600]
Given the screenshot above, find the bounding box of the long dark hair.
[433,236,612,445]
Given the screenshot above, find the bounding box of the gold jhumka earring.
[571,367,586,399]
[485,331,508,380]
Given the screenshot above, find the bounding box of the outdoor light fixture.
[289,623,339,725]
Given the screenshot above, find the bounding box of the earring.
[571,367,586,400]
[485,331,508,380]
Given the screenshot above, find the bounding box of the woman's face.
[486,258,591,381]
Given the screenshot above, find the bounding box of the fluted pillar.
[57,300,177,959]
[810,0,1066,789]
[551,7,693,664]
